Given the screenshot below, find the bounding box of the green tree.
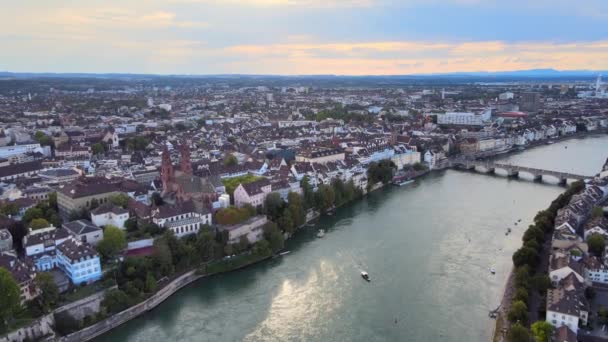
[30,218,50,230]
[22,207,44,223]
[522,225,544,244]
[263,222,285,253]
[512,247,539,268]
[97,226,127,259]
[508,300,528,323]
[531,320,553,342]
[34,131,54,148]
[91,142,106,155]
[0,202,19,217]
[145,272,157,293]
[300,176,315,209]
[102,289,130,314]
[0,268,21,328]
[588,234,606,257]
[109,193,130,208]
[514,266,532,290]
[264,192,284,220]
[252,239,272,257]
[124,217,138,232]
[48,192,58,210]
[35,272,59,312]
[592,206,605,218]
[278,212,295,234]
[287,192,306,228]
[508,323,531,342]
[153,237,174,276]
[223,154,238,167]
[513,287,528,304]
[195,230,218,262]
[532,274,552,294]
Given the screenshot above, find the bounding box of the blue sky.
[1,0,607,75]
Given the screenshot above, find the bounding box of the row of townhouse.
[546,178,608,337]
[513,122,577,146]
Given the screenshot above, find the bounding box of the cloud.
[219,40,608,75]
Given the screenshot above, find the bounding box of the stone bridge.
[453,160,592,185]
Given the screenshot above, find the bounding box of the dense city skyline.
[2,0,608,75]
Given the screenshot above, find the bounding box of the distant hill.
[0,69,605,79]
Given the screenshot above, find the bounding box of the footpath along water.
[96,135,608,342]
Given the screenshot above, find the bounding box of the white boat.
[361,271,371,282]
[489,267,496,275]
[395,179,414,186]
[279,251,290,256]
[317,229,325,238]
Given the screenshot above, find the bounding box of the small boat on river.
[317,229,325,238]
[361,271,371,282]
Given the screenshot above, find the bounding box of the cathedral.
[161,143,218,208]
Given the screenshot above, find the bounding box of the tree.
[22,207,44,224]
[508,323,531,342]
[508,300,528,323]
[0,267,21,327]
[512,247,539,268]
[91,142,106,155]
[514,266,532,290]
[531,320,553,342]
[588,234,606,257]
[97,226,127,259]
[223,154,238,167]
[151,192,164,206]
[252,239,272,257]
[300,176,315,209]
[195,230,217,262]
[513,287,528,304]
[263,222,285,253]
[124,217,138,232]
[287,192,306,228]
[145,272,157,293]
[278,212,295,234]
[532,274,552,294]
[0,202,19,217]
[34,131,54,148]
[102,289,130,314]
[522,225,544,244]
[35,272,59,312]
[592,206,605,218]
[153,237,174,276]
[30,218,50,230]
[109,193,130,208]
[264,192,284,220]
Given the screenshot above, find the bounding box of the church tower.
[180,142,193,175]
[161,145,174,192]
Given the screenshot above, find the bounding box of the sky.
[1,0,608,75]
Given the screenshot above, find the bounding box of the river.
[96,134,608,342]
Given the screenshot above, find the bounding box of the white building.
[219,215,267,244]
[151,204,212,238]
[392,146,421,170]
[90,204,130,229]
[63,220,104,246]
[436,109,491,126]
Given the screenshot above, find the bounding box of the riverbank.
[59,253,272,342]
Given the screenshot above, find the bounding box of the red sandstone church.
[160,143,218,208]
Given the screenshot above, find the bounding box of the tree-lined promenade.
[496,181,586,342]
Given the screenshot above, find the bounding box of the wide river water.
[97,134,608,342]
